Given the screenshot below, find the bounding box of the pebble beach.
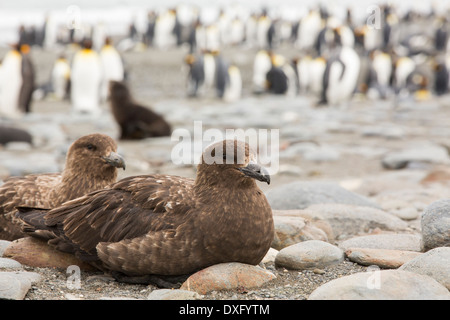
[0,5,450,302]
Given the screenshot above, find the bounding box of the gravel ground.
[0,42,439,302]
[23,259,369,300]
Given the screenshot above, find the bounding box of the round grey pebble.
[275,240,344,270]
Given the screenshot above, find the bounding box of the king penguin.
[320,30,360,106]
[368,49,392,99]
[184,51,216,98]
[295,55,312,94]
[51,54,71,100]
[296,9,323,51]
[70,39,102,115]
[296,54,327,96]
[195,24,221,53]
[185,53,204,97]
[245,13,258,48]
[229,18,245,46]
[393,55,416,97]
[203,50,217,94]
[266,65,288,94]
[266,52,298,95]
[256,10,271,49]
[309,56,327,96]
[266,53,297,96]
[252,50,272,93]
[99,37,125,102]
[223,65,242,102]
[92,22,108,52]
[434,60,449,96]
[185,50,240,100]
[214,53,242,101]
[0,44,32,118]
[154,9,177,49]
[18,44,35,114]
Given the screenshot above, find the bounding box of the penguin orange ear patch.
[20,44,30,54]
[185,55,195,65]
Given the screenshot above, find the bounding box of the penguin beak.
[238,160,270,185]
[102,152,126,170]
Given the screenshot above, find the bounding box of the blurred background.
[1,0,450,196]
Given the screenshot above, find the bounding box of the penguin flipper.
[337,58,346,81]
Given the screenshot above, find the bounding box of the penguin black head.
[10,43,20,52]
[104,37,112,46]
[82,38,93,49]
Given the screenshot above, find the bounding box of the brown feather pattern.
[17,140,274,280]
[0,133,124,240]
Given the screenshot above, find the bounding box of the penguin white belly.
[340,47,360,97]
[203,54,216,95]
[297,58,311,93]
[252,51,271,92]
[340,26,355,48]
[230,20,244,45]
[282,64,298,96]
[218,17,231,46]
[326,62,345,105]
[195,26,207,51]
[395,57,415,88]
[224,65,242,102]
[100,47,124,101]
[364,28,381,51]
[44,15,58,49]
[51,59,70,100]
[279,22,292,43]
[326,47,360,105]
[71,50,102,114]
[309,58,326,96]
[245,18,257,47]
[205,26,220,52]
[373,53,392,87]
[256,18,270,49]
[0,50,22,117]
[92,23,107,51]
[297,12,321,50]
[154,14,176,49]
